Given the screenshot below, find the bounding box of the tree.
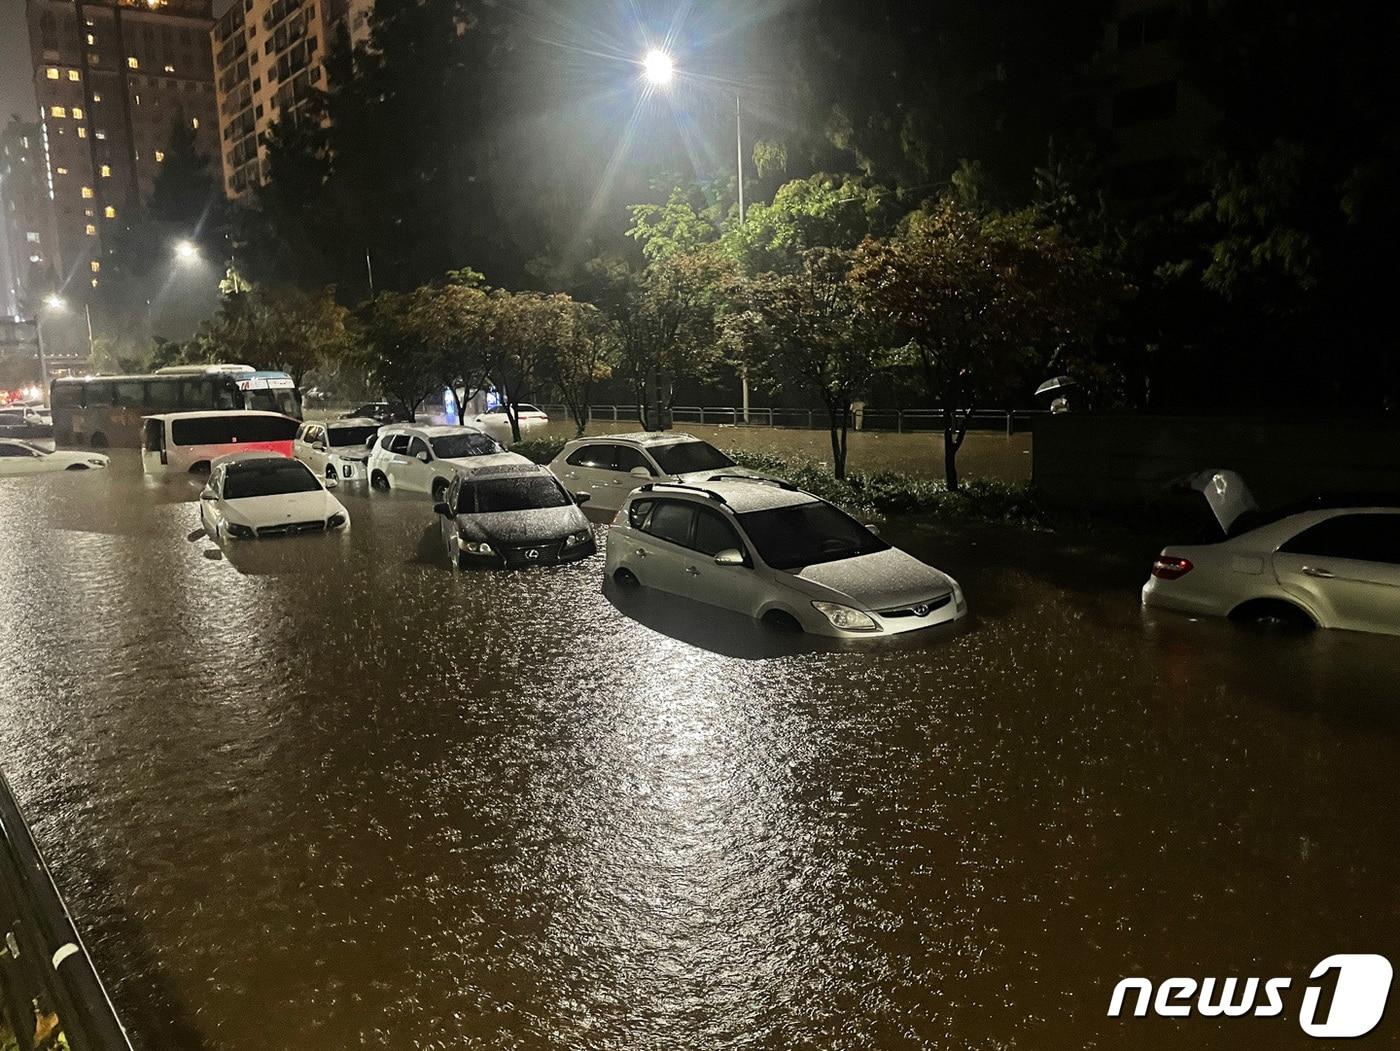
[197,285,352,387]
[745,248,885,478]
[547,302,615,436]
[853,201,1126,489]
[357,291,450,416]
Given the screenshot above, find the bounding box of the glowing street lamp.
[642,49,674,88]
[43,293,66,310]
[174,239,199,263]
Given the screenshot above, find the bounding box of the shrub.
[512,436,567,464]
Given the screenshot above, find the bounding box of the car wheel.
[326,465,337,480]
[64,463,89,471]
[1230,599,1314,633]
[432,478,449,502]
[370,471,390,491]
[190,461,211,475]
[761,610,804,634]
[613,567,640,589]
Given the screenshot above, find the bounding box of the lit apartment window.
[46,68,59,80]
[154,150,165,161]
[85,223,97,235]
[68,69,79,81]
[91,277,98,288]
[100,164,111,177]
[86,33,95,44]
[26,231,39,243]
[85,208,93,217]
[191,117,199,129]
[77,127,87,138]
[95,130,106,140]
[164,64,175,73]
[71,107,83,120]
[92,92,102,102]
[55,166,68,175]
[127,56,139,68]
[81,186,93,198]
[50,105,67,118]
[90,260,101,272]
[104,205,116,218]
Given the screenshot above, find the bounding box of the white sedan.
[0,439,108,476]
[199,451,350,542]
[466,404,549,445]
[1142,470,1400,636]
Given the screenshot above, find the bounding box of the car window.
[114,381,145,407]
[329,425,378,447]
[613,445,652,474]
[566,444,614,469]
[1279,513,1400,565]
[224,459,322,499]
[408,437,430,458]
[84,382,114,407]
[431,432,503,458]
[693,508,743,556]
[386,433,412,454]
[627,499,654,530]
[645,500,695,547]
[649,441,734,475]
[0,444,33,457]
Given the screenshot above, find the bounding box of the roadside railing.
[0,770,132,1051]
[535,405,1046,436]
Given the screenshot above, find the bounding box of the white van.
[141,410,300,475]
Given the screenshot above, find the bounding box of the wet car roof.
[571,432,704,447]
[636,479,816,513]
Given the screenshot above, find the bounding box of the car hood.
[439,452,533,473]
[47,450,108,467]
[457,505,588,544]
[223,490,341,526]
[787,547,954,610]
[674,465,764,484]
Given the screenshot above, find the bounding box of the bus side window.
[178,379,207,409]
[146,379,180,409]
[114,381,145,407]
[85,382,115,407]
[51,382,82,408]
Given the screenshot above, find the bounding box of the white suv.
[548,432,760,513]
[606,477,967,637]
[366,424,530,499]
[294,418,380,483]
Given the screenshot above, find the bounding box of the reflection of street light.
[642,49,673,87]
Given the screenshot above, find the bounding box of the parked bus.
[141,410,300,475]
[51,365,301,449]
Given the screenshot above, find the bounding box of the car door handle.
[1301,566,1335,579]
[684,565,700,576]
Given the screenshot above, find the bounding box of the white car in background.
[0,439,108,476]
[548,432,762,513]
[466,404,549,445]
[606,477,967,637]
[366,424,530,500]
[294,418,381,483]
[199,451,349,542]
[1142,469,1400,636]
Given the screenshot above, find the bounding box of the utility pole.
[737,92,750,425]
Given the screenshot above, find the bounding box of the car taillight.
[1152,555,1194,580]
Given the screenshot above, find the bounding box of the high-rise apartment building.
[211,0,372,198]
[0,119,59,319]
[25,0,221,293]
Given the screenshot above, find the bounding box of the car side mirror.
[864,523,880,536]
[433,501,451,516]
[629,466,651,479]
[323,477,339,490]
[199,487,215,501]
[416,450,431,463]
[573,492,591,505]
[713,548,745,566]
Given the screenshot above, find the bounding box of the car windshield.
[329,425,379,447]
[224,460,322,499]
[431,432,504,458]
[460,476,571,514]
[737,500,889,569]
[649,441,734,475]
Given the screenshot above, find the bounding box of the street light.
[642,49,673,87]
[174,239,199,263]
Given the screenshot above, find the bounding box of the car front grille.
[257,520,327,538]
[501,541,563,566]
[877,594,953,618]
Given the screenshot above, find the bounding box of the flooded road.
[1,452,1398,1050]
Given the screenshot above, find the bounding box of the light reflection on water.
[1,452,1398,1050]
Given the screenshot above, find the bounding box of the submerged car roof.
[383,424,490,439]
[632,477,816,513]
[211,450,294,469]
[567,431,704,447]
[324,417,380,429]
[457,462,555,481]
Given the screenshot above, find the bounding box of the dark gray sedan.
[435,463,596,570]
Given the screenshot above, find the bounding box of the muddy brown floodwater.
[1,452,1398,1050]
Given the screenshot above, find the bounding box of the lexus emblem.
[912,603,930,617]
[525,548,540,560]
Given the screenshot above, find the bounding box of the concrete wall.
[1032,415,1400,509]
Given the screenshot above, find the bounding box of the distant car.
[547,432,762,513]
[1142,469,1400,636]
[433,463,596,569]
[0,438,108,476]
[467,403,549,445]
[366,424,531,499]
[199,451,349,542]
[294,418,380,483]
[0,405,53,439]
[606,477,968,637]
[340,401,413,425]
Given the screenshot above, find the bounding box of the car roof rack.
[703,473,798,491]
[637,482,727,505]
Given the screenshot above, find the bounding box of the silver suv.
[605,477,967,636]
[547,432,761,513]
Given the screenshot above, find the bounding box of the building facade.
[211,0,372,198]
[0,119,59,319]
[25,0,221,295]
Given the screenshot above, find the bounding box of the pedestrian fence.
[535,405,1047,436]
[0,769,132,1051]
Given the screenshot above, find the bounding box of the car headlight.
[459,540,494,555]
[87,458,106,467]
[226,522,254,539]
[327,513,347,529]
[811,601,880,633]
[563,529,590,547]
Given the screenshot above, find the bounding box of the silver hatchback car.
[605,477,967,636]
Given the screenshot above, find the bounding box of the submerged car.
[366,424,530,499]
[0,439,107,476]
[0,405,53,439]
[434,463,595,569]
[1142,469,1400,636]
[294,417,380,483]
[340,400,413,425]
[466,403,549,445]
[606,477,967,637]
[547,432,762,513]
[199,451,349,541]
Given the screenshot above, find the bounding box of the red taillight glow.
[1151,555,1194,580]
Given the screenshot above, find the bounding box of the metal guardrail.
[535,404,1046,436]
[0,771,132,1051]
